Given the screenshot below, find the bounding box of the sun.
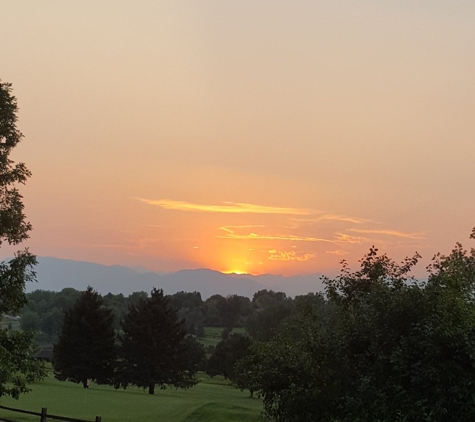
[222,269,248,275]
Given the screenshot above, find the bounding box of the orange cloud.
[268,250,316,262]
[138,198,312,215]
[349,228,426,239]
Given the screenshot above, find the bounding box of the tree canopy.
[0,80,46,398]
[240,237,475,421]
[207,333,251,381]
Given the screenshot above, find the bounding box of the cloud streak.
[138,198,313,215]
[293,214,372,224]
[326,250,348,256]
[349,228,426,239]
[268,250,316,262]
[219,226,333,243]
[335,233,369,244]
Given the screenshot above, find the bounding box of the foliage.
[244,299,294,342]
[116,288,196,394]
[21,289,152,344]
[204,294,251,330]
[239,309,330,421]
[207,333,251,381]
[252,289,287,309]
[0,80,46,398]
[170,291,206,336]
[20,288,81,344]
[233,344,263,398]
[215,294,250,331]
[54,287,116,387]
[252,238,475,421]
[182,335,207,375]
[19,309,40,332]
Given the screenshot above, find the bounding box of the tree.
[170,291,206,336]
[215,295,249,331]
[244,300,294,342]
[0,80,46,398]
[19,310,40,332]
[233,345,262,398]
[116,288,196,394]
[181,335,207,376]
[54,287,116,388]
[252,289,287,309]
[252,238,475,421]
[207,333,251,380]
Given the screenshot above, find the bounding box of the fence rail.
[0,405,101,422]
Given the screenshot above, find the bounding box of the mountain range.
[27,257,326,299]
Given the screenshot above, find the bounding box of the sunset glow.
[1,1,474,278]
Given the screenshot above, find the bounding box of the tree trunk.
[148,382,155,395]
[250,390,254,398]
[83,379,88,389]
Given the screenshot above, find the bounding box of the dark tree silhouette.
[116,288,196,394]
[54,287,116,388]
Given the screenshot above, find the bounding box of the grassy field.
[0,373,262,422]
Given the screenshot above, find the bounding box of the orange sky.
[1,1,475,277]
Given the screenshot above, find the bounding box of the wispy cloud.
[292,214,372,224]
[138,198,312,215]
[219,225,264,234]
[349,228,426,239]
[268,250,316,262]
[219,226,333,243]
[335,233,369,244]
[326,250,348,256]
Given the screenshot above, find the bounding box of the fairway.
[0,375,263,422]
[200,327,246,348]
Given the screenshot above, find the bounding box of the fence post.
[40,407,47,422]
[95,417,102,422]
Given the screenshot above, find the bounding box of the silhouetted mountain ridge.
[28,257,325,299]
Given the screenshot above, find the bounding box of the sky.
[1,1,475,277]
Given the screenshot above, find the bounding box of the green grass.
[203,327,245,337]
[199,327,246,348]
[0,373,262,422]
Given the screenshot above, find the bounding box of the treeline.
[19,287,315,346]
[47,284,319,396]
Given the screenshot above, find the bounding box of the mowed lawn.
[0,374,263,422]
[200,327,246,348]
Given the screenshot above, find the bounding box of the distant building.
[32,344,54,361]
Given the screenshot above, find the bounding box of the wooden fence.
[0,405,101,422]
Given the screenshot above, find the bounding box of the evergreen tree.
[54,287,116,388]
[0,80,46,398]
[116,288,196,394]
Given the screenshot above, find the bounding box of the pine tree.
[0,80,46,399]
[54,287,116,388]
[116,288,196,394]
